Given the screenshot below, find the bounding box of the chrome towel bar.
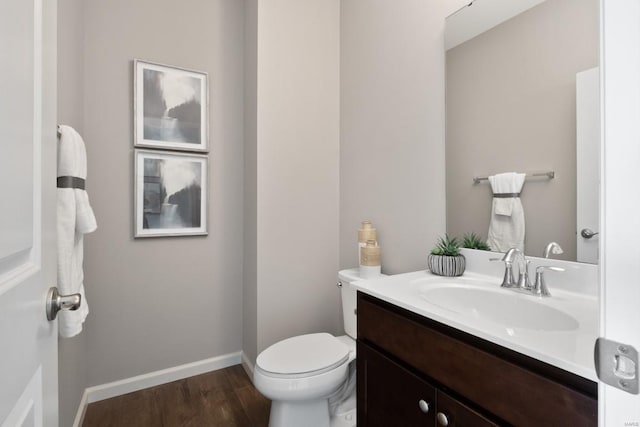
[473,171,555,184]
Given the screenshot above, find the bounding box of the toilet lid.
[257,333,349,376]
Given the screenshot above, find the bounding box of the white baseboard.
[72,350,242,425]
[72,389,88,427]
[240,351,255,381]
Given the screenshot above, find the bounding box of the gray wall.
[340,0,460,274]
[251,0,342,356]
[80,0,245,386]
[446,0,599,260]
[57,0,87,425]
[56,2,472,419]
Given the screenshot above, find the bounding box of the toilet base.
[330,391,356,427]
[330,407,356,427]
[268,395,357,427]
[269,399,330,427]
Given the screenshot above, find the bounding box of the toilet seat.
[257,333,349,378]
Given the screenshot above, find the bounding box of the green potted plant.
[428,234,466,277]
[462,232,491,251]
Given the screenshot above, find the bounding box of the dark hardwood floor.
[83,365,270,427]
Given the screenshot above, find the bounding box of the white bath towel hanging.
[487,172,526,252]
[57,125,97,338]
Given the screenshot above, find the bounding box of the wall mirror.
[445,0,599,263]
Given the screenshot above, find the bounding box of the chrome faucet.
[518,259,533,290]
[491,247,534,292]
[492,247,565,297]
[504,248,532,290]
[491,248,530,289]
[543,242,564,258]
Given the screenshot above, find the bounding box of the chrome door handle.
[46,287,81,321]
[581,228,599,239]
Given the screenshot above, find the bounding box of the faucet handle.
[533,266,565,297]
[489,257,517,288]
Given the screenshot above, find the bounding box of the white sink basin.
[419,285,579,332]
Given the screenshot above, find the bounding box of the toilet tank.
[338,269,386,339]
[338,269,360,339]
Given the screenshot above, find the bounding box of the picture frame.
[134,60,208,152]
[134,150,208,238]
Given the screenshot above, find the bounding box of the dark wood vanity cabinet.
[357,342,436,426]
[356,292,598,427]
[358,341,498,426]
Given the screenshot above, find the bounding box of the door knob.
[580,228,599,239]
[46,287,81,321]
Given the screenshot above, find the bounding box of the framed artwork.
[134,60,208,152]
[134,150,208,237]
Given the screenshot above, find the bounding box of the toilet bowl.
[254,333,356,427]
[254,269,371,427]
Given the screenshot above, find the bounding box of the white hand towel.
[487,172,525,252]
[57,125,97,338]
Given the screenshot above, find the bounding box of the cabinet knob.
[436,412,449,426]
[418,399,430,414]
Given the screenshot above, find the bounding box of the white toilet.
[253,269,364,427]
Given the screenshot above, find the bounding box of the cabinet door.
[435,391,499,427]
[357,342,436,427]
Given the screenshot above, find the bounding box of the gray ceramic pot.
[427,254,466,277]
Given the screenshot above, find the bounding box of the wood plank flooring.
[83,365,270,427]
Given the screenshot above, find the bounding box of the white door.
[599,0,640,424]
[576,67,600,264]
[0,0,58,426]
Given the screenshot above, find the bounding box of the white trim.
[71,390,88,427]
[83,351,241,405]
[240,351,255,381]
[599,0,640,424]
[71,352,242,426]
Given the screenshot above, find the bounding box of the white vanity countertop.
[353,270,599,382]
